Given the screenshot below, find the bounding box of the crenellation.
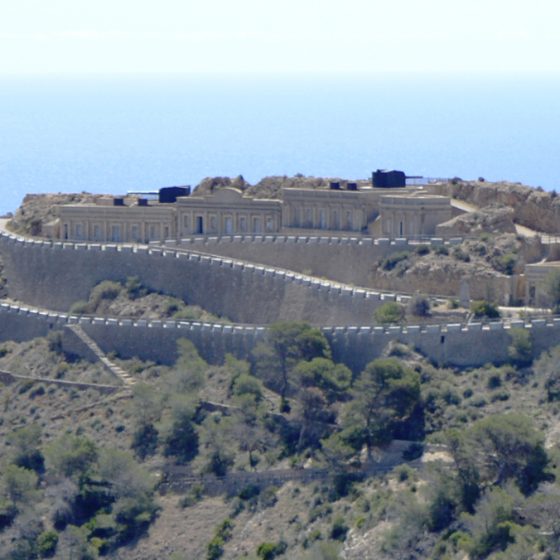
[2,220,560,371]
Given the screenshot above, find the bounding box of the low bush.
[470,300,500,319]
[493,253,517,275]
[37,530,59,558]
[408,294,431,317]
[90,280,122,307]
[381,251,410,271]
[452,247,471,262]
[257,541,287,560]
[415,245,430,256]
[374,302,405,325]
[330,516,349,541]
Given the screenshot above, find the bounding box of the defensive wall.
[2,301,560,373]
[2,228,560,372]
[0,231,405,326]
[169,234,515,301]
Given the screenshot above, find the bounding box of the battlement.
[1,299,559,372]
[1,226,557,371]
[0,229,406,326]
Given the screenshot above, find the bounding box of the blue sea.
[1,73,560,215]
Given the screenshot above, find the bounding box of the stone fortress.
[2,170,560,373]
[50,170,454,242]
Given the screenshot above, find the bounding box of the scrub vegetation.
[2,320,560,559]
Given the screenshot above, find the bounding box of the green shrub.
[507,328,533,367]
[45,435,98,480]
[452,247,470,262]
[207,519,233,560]
[448,298,459,309]
[1,464,39,509]
[493,253,517,275]
[207,447,234,477]
[470,300,500,319]
[37,530,59,557]
[415,245,430,256]
[487,372,502,389]
[164,412,199,464]
[257,541,287,560]
[163,298,182,316]
[207,536,224,560]
[434,245,449,256]
[374,302,405,325]
[238,484,260,501]
[90,280,122,308]
[7,423,44,472]
[46,330,64,354]
[490,391,510,402]
[0,498,16,528]
[172,306,204,320]
[131,423,158,460]
[330,517,349,541]
[408,294,430,317]
[125,276,147,299]
[381,251,410,271]
[113,494,159,543]
[395,465,414,482]
[232,373,263,401]
[69,300,91,315]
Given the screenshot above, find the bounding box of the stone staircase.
[65,324,135,389]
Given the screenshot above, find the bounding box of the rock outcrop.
[436,205,516,236]
[8,193,104,236]
[432,180,560,234]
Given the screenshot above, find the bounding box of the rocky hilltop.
[434,179,560,234]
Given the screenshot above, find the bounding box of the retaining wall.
[0,232,405,326]
[2,301,560,373]
[172,235,513,301]
[177,234,401,286]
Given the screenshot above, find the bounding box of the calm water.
[1,73,559,214]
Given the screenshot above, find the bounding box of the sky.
[1,0,560,75]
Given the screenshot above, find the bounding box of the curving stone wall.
[2,301,560,373]
[175,234,453,287]
[0,232,402,326]
[172,235,513,301]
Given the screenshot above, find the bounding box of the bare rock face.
[436,205,516,236]
[193,175,358,199]
[434,180,560,234]
[8,193,104,236]
[193,176,247,197]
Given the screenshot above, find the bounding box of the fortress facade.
[51,176,454,243]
